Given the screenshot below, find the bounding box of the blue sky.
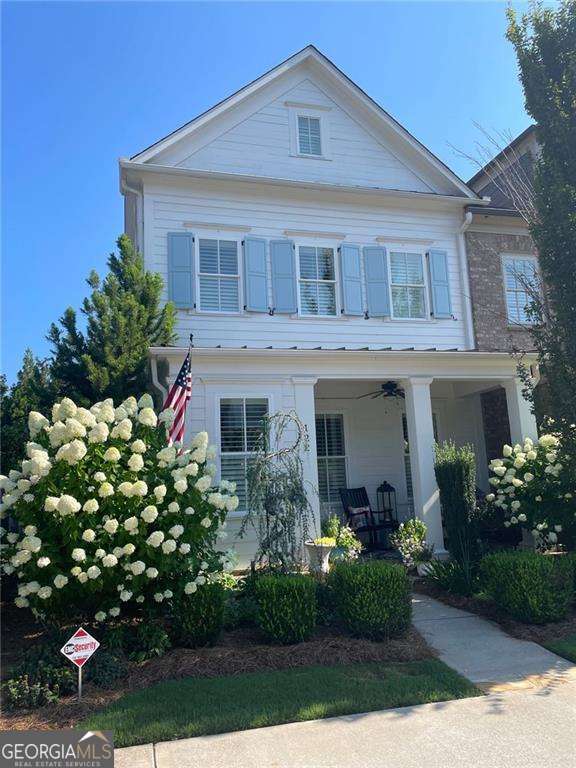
[2,1,533,384]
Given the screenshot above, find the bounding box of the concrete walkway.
[412,594,575,688]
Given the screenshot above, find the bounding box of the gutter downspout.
[457,210,475,350]
[150,353,168,402]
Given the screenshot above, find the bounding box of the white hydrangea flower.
[130,480,147,497]
[120,590,132,602]
[7,532,19,544]
[184,507,195,515]
[82,499,99,514]
[37,586,52,599]
[37,556,51,568]
[169,524,184,539]
[21,535,42,553]
[15,596,30,608]
[195,476,212,493]
[23,525,37,536]
[49,422,68,447]
[526,450,537,461]
[225,496,239,512]
[201,517,212,528]
[130,560,146,575]
[136,595,145,604]
[118,481,134,497]
[87,565,101,580]
[109,606,120,617]
[82,529,96,542]
[168,501,180,514]
[162,539,177,554]
[103,447,121,462]
[103,519,119,534]
[114,405,128,422]
[511,500,521,511]
[184,462,199,477]
[124,516,139,532]
[158,408,176,426]
[157,446,177,464]
[111,418,133,441]
[174,479,187,494]
[88,422,110,444]
[128,453,144,472]
[71,548,87,562]
[56,439,88,465]
[163,589,173,599]
[141,505,158,523]
[95,611,106,622]
[28,411,50,438]
[179,543,191,554]
[122,396,138,415]
[54,574,69,589]
[123,543,136,557]
[70,566,82,576]
[99,482,114,498]
[146,567,158,579]
[184,581,197,595]
[95,548,105,559]
[138,408,157,427]
[539,434,559,448]
[138,393,154,409]
[207,445,217,460]
[131,439,146,455]
[518,513,527,522]
[102,554,118,568]
[154,484,167,501]
[146,531,165,548]
[75,407,97,428]
[153,593,164,603]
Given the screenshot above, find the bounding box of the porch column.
[402,377,446,554]
[502,377,538,445]
[292,377,321,538]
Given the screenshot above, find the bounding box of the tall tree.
[48,235,176,404]
[507,1,576,439]
[1,350,54,472]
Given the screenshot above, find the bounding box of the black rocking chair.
[339,487,399,549]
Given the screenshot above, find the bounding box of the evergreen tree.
[1,350,54,471]
[48,235,176,404]
[507,1,576,439]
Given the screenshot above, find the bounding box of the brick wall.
[465,230,537,352]
[481,388,511,461]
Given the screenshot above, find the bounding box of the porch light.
[377,482,397,522]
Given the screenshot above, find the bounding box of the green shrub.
[87,651,128,688]
[128,623,171,662]
[254,574,317,644]
[222,593,258,630]
[424,558,480,597]
[171,583,226,648]
[481,551,574,623]
[331,561,411,640]
[3,675,61,710]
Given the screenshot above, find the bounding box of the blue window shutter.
[167,232,194,308]
[428,249,452,318]
[339,244,363,316]
[363,246,390,317]
[270,239,297,313]
[243,237,268,312]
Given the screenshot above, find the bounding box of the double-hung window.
[316,414,347,506]
[198,238,240,312]
[503,255,538,324]
[219,398,268,511]
[390,252,426,319]
[297,116,322,156]
[298,246,337,316]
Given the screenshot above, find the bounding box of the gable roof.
[129,45,479,200]
[467,124,537,189]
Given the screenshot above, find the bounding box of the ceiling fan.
[356,381,405,400]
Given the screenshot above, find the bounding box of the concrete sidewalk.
[117,683,576,768]
[412,594,575,688]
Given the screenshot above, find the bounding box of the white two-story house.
[120,46,539,566]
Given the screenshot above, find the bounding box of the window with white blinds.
[198,238,240,312]
[503,255,538,324]
[390,252,426,319]
[298,246,337,316]
[297,116,322,156]
[220,398,268,511]
[402,412,438,501]
[316,414,347,504]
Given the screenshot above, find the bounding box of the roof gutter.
[149,346,532,360]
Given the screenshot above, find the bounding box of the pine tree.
[507,1,576,440]
[48,235,176,404]
[1,350,54,471]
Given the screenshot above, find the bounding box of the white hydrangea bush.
[0,394,239,624]
[486,432,575,549]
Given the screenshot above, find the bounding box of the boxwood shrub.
[331,560,411,640]
[171,583,226,648]
[480,551,574,624]
[254,574,317,644]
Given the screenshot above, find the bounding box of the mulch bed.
[1,603,432,732]
[414,580,576,644]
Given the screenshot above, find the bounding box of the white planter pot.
[305,542,335,574]
[416,562,433,577]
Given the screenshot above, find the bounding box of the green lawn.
[82,659,480,747]
[543,634,576,663]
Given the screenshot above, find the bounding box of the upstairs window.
[390,252,426,319]
[297,116,322,156]
[198,238,240,312]
[298,246,337,316]
[316,414,347,505]
[503,255,538,324]
[220,397,268,511]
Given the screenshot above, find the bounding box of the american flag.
[162,349,192,445]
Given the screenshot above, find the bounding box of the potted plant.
[389,518,431,573]
[305,536,336,574]
[321,514,362,562]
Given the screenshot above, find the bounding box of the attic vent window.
[298,116,322,156]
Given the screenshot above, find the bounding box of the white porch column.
[292,377,321,538]
[402,377,446,554]
[502,378,538,444]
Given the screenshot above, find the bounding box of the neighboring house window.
[298,116,322,156]
[316,414,347,505]
[198,238,240,312]
[503,255,538,324]
[402,412,438,501]
[390,252,426,319]
[220,398,268,511]
[298,246,337,316]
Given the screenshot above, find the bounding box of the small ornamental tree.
[0,395,238,625]
[486,431,576,549]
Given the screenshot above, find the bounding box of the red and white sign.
[60,627,100,668]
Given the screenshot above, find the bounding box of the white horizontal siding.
[144,178,469,351]
[177,79,432,192]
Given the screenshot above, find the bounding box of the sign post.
[60,627,100,701]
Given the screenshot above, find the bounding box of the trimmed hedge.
[481,551,574,624]
[171,583,226,648]
[331,560,411,640]
[254,574,317,644]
